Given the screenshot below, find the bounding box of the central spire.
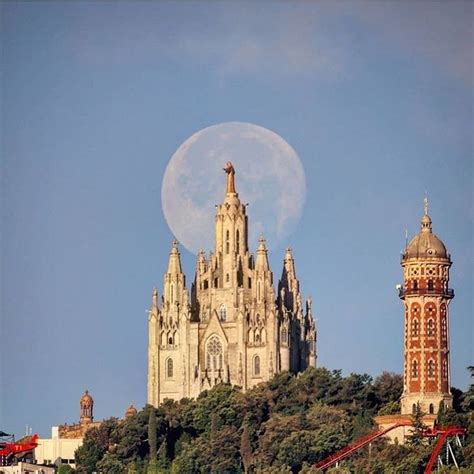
[223,161,236,194]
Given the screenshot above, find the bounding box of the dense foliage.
[74,367,473,473]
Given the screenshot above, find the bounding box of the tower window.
[442,359,448,380]
[203,279,208,290]
[168,336,173,345]
[429,403,434,414]
[427,319,435,337]
[226,230,230,254]
[441,317,447,340]
[411,318,419,337]
[428,279,434,291]
[248,277,252,289]
[428,359,435,378]
[219,304,227,321]
[412,403,416,414]
[413,280,418,291]
[255,331,260,344]
[166,358,173,378]
[214,278,218,288]
[411,360,418,378]
[226,273,230,282]
[254,355,260,376]
[236,230,240,254]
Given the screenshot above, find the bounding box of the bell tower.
[399,199,454,416]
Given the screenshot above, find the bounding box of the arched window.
[428,279,434,291]
[206,335,223,370]
[429,403,434,414]
[413,280,418,290]
[203,279,209,290]
[412,318,419,337]
[412,403,416,414]
[236,230,240,254]
[428,359,435,378]
[255,331,260,345]
[219,305,227,321]
[442,359,448,380]
[226,273,230,283]
[427,319,435,337]
[226,230,230,254]
[168,335,173,346]
[166,358,173,378]
[411,360,418,378]
[254,355,260,376]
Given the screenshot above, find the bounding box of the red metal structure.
[0,434,39,466]
[314,422,466,473]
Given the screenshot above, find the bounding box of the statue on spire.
[424,196,429,216]
[223,161,236,193]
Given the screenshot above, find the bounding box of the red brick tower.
[399,199,454,416]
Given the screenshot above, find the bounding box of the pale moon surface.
[161,122,306,255]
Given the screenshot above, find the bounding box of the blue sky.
[1,1,472,438]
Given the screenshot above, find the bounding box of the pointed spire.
[152,288,158,311]
[167,239,183,274]
[223,161,236,194]
[420,197,432,233]
[283,247,296,276]
[255,236,269,271]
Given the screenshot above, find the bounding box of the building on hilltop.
[376,199,454,441]
[147,162,317,405]
[34,390,137,469]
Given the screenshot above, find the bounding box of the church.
[147,162,317,404]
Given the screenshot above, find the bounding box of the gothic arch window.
[226,230,230,254]
[236,230,240,254]
[411,318,419,337]
[413,280,418,291]
[255,330,260,345]
[442,359,448,380]
[427,319,435,337]
[219,304,227,321]
[166,358,173,378]
[206,335,223,370]
[428,279,434,291]
[254,355,260,376]
[429,403,434,414]
[427,359,435,378]
[411,360,418,378]
[168,333,173,346]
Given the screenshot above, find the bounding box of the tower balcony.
[398,287,454,300]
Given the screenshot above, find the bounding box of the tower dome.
[125,404,138,419]
[80,390,94,424]
[404,199,449,260]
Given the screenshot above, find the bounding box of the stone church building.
[147,162,317,405]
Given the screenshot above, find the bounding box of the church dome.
[405,204,448,260]
[125,404,137,419]
[80,390,93,406]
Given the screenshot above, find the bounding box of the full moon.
[161,122,306,254]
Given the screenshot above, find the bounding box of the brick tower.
[399,198,454,416]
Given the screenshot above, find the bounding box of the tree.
[240,422,252,473]
[148,407,158,474]
[408,402,427,446]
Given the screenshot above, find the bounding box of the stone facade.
[148,162,317,405]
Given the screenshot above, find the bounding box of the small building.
[0,461,55,474]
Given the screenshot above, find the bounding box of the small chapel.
[147,162,317,405]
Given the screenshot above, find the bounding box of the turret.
[399,198,453,416]
[163,240,187,318]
